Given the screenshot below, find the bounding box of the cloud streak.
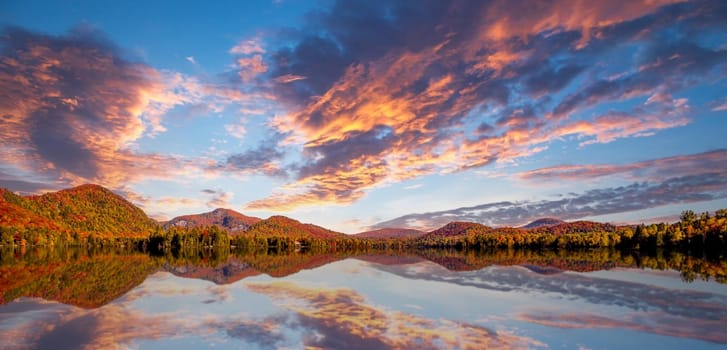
[520,149,727,182]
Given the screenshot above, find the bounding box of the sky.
[1,0,726,233]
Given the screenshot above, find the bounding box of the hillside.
[532,220,617,235]
[164,208,261,235]
[355,228,425,239]
[0,189,66,233]
[422,219,617,239]
[424,221,492,238]
[522,218,565,229]
[0,184,158,239]
[245,215,345,239]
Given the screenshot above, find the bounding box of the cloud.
[219,138,287,178]
[0,170,67,193]
[0,27,220,192]
[273,74,306,83]
[373,170,727,229]
[185,56,197,64]
[242,0,727,210]
[711,97,727,111]
[229,38,265,55]
[0,26,276,197]
[403,183,423,190]
[224,120,247,139]
[129,188,233,213]
[235,54,267,82]
[520,149,727,182]
[0,27,160,180]
[202,189,233,208]
[246,281,544,349]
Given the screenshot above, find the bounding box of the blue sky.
[1,0,726,233]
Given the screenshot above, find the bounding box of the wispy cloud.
[202,189,233,208]
[273,74,306,83]
[224,120,247,139]
[711,97,727,111]
[229,38,265,55]
[520,149,727,182]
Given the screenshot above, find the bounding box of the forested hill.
[245,215,345,239]
[164,208,261,234]
[0,184,158,241]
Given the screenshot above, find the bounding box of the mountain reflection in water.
[1,247,726,349]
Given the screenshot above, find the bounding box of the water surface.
[1,248,726,349]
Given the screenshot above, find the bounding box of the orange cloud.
[480,0,680,44]
[229,38,265,55]
[236,54,268,82]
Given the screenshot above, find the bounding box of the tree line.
[2,207,726,255]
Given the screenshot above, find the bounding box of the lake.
[1,248,726,349]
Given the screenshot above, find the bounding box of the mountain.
[420,218,616,240]
[164,208,261,235]
[245,215,345,239]
[522,218,565,229]
[423,221,492,237]
[354,228,426,239]
[540,220,617,234]
[0,184,158,238]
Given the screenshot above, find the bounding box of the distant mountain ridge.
[522,218,565,229]
[164,208,261,234]
[355,228,425,239]
[424,222,492,237]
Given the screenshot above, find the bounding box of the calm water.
[1,248,726,349]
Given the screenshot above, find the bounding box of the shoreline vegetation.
[1,184,725,255]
